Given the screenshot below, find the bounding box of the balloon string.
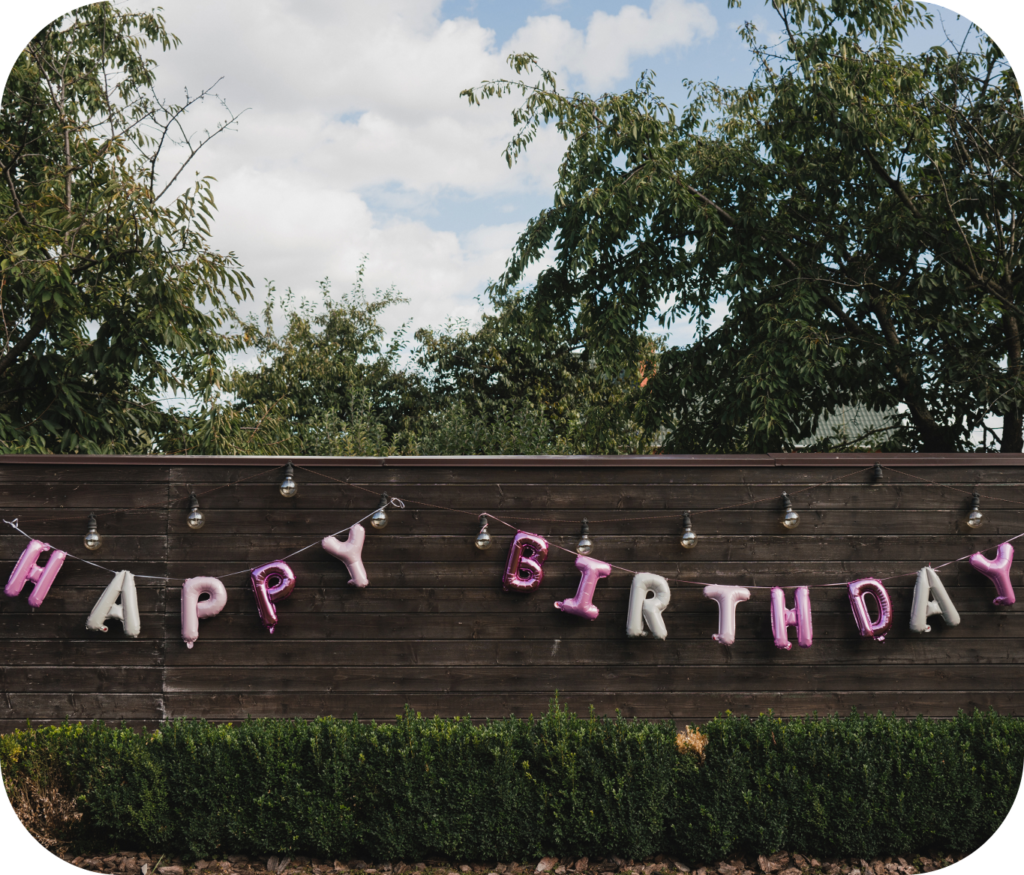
[5,498,1023,592]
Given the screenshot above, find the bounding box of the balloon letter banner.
[910,567,961,633]
[626,573,671,639]
[322,523,369,588]
[847,578,893,641]
[181,577,228,649]
[503,531,549,593]
[250,561,296,633]
[703,585,750,646]
[5,539,66,608]
[555,554,611,620]
[85,570,141,637]
[770,586,813,650]
[970,544,1015,606]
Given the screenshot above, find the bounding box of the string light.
[781,493,800,529]
[279,462,298,498]
[680,511,697,549]
[576,518,593,555]
[475,515,491,550]
[187,493,206,530]
[967,493,983,528]
[83,513,101,551]
[872,463,883,485]
[371,494,390,530]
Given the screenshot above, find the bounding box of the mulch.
[55,850,969,875]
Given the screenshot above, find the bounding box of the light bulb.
[279,461,298,498]
[83,513,101,551]
[872,463,883,485]
[187,493,206,530]
[680,512,697,549]
[967,492,983,529]
[475,516,492,550]
[371,494,389,530]
[576,519,593,556]
[781,492,800,529]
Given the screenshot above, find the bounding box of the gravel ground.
[55,850,968,875]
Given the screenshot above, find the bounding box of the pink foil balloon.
[5,539,66,608]
[322,523,369,588]
[970,543,1015,606]
[250,561,296,633]
[555,554,611,620]
[181,576,228,649]
[703,584,750,646]
[503,531,549,592]
[847,578,892,642]
[770,586,813,650]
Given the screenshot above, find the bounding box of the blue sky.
[0,1,1021,350]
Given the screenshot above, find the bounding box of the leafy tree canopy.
[462,0,1024,452]
[171,271,662,457]
[0,2,251,453]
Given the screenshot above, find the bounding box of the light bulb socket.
[187,492,206,530]
[371,493,389,530]
[781,492,800,530]
[279,461,298,498]
[475,515,491,550]
[872,463,883,485]
[576,518,593,556]
[680,511,697,549]
[967,492,983,528]
[83,512,102,551]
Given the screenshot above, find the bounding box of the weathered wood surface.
[2,453,1024,728]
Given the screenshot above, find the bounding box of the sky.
[3,0,1020,351]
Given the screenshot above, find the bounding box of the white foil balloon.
[703,584,751,646]
[85,570,140,637]
[910,566,961,633]
[180,576,228,649]
[626,573,671,639]
[322,523,369,588]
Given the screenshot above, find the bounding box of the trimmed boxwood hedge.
[2,706,1022,865]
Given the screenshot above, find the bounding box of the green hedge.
[2,706,1022,864]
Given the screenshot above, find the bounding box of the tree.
[174,271,662,457]
[0,3,250,453]
[414,289,662,454]
[462,0,1024,452]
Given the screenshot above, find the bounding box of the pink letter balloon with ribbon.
[249,561,296,633]
[910,566,960,633]
[770,586,813,650]
[5,539,66,608]
[847,578,892,641]
[555,554,611,620]
[85,570,141,637]
[970,543,1015,606]
[703,584,750,646]
[180,576,228,649]
[503,531,549,593]
[626,573,671,639]
[322,523,369,588]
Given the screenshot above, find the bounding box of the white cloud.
[126,0,719,335]
[504,0,717,91]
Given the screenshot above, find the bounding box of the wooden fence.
[1,453,1023,732]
